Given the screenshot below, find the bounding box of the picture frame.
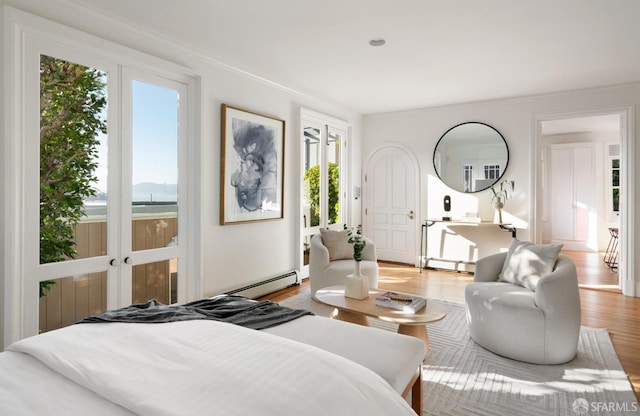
[220,104,285,225]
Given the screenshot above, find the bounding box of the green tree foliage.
[303,163,340,226]
[39,55,106,294]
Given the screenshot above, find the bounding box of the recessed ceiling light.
[369,39,386,47]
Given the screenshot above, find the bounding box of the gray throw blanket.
[77,295,313,330]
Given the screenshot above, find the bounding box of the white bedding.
[0,350,135,416]
[2,320,415,415]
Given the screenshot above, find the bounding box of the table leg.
[331,308,369,326]
[398,324,429,358]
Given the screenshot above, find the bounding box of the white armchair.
[309,230,379,298]
[465,240,581,364]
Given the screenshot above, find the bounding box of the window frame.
[606,142,621,221]
[299,108,351,277]
[2,7,201,345]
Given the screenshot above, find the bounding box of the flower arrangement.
[344,224,366,262]
[490,179,515,205]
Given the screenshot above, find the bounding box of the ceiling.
[69,0,640,115]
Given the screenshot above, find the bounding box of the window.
[463,164,473,192]
[38,54,110,331]
[611,159,620,213]
[5,9,198,341]
[37,59,188,334]
[300,109,349,275]
[607,143,621,219]
[484,164,501,180]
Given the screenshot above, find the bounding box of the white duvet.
[1,320,415,415]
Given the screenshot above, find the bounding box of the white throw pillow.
[319,228,353,261]
[499,239,563,291]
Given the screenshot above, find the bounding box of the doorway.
[299,109,350,278]
[535,110,628,292]
[3,11,199,345]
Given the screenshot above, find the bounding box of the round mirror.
[433,122,509,193]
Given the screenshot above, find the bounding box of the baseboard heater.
[225,270,300,299]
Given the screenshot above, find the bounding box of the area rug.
[279,291,638,416]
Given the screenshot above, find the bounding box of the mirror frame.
[433,122,509,193]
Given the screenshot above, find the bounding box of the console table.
[420,219,516,272]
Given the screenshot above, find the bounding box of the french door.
[20,36,190,337]
[300,109,350,277]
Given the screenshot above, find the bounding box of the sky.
[93,80,179,198]
[131,80,179,186]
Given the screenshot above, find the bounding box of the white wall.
[2,1,638,323]
[0,0,363,306]
[363,85,638,295]
[192,67,364,297]
[364,101,536,266]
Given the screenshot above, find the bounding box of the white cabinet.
[550,143,596,248]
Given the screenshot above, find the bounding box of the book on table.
[374,291,426,313]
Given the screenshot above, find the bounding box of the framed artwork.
[220,104,285,225]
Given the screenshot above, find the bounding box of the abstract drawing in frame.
[220,104,285,224]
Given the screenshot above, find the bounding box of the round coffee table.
[314,285,446,355]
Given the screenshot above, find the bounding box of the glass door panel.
[125,74,184,305]
[39,272,107,333]
[132,258,177,305]
[39,54,108,265]
[303,126,321,228]
[301,119,348,268]
[38,54,109,332]
[327,130,342,225]
[131,81,179,252]
[302,126,321,266]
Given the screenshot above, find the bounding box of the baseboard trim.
[622,278,638,297]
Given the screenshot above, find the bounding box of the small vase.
[492,199,504,224]
[344,261,369,300]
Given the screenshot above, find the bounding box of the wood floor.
[263,251,640,400]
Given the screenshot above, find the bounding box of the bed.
[0,296,422,415]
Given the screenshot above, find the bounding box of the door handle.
[408,210,415,219]
[110,257,132,266]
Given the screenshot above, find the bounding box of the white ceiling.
[69,0,640,116]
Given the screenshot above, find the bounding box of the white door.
[18,37,191,339]
[550,147,575,240]
[364,146,418,265]
[300,109,349,277]
[550,143,597,250]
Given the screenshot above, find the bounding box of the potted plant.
[490,180,515,223]
[346,224,366,262]
[344,224,369,300]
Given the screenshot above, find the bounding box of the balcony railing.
[39,207,177,333]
